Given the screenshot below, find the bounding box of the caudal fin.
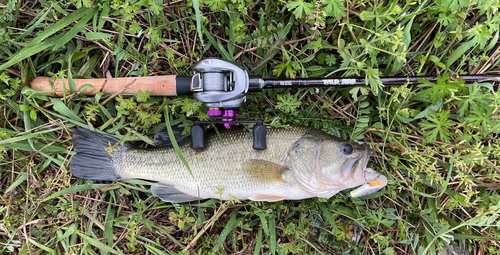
[70,129,129,181]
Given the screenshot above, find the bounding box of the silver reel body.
[191,58,249,109]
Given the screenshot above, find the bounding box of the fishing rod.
[31,58,498,150]
[31,57,498,100]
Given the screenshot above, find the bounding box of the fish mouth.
[362,148,373,174]
[361,148,373,182]
[345,148,372,178]
[296,146,375,197]
[341,158,358,178]
[322,147,373,185]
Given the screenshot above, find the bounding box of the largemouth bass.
[70,126,387,202]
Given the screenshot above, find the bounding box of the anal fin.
[249,195,287,202]
[151,183,199,203]
[242,159,286,183]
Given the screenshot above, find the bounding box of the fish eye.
[342,144,353,155]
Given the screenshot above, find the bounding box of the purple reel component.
[222,109,237,129]
[207,108,222,116]
[206,108,238,129]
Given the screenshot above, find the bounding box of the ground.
[0,0,500,254]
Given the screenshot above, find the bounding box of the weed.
[1,0,500,254]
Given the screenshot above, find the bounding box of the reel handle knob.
[252,123,267,150]
[190,125,206,150]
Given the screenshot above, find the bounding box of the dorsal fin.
[242,159,286,183]
[153,125,190,148]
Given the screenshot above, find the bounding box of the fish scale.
[116,126,310,199]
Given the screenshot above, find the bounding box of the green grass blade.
[298,235,325,255]
[0,33,63,72]
[396,184,437,198]
[446,41,474,68]
[163,106,192,176]
[99,118,115,130]
[0,128,18,134]
[333,205,357,219]
[0,142,67,153]
[192,0,203,45]
[56,223,77,242]
[104,204,115,255]
[33,106,89,128]
[23,98,36,151]
[153,226,186,249]
[97,3,109,31]
[28,238,56,254]
[118,182,151,193]
[78,53,101,77]
[437,151,458,198]
[76,231,124,255]
[423,222,437,255]
[318,203,336,226]
[250,19,293,72]
[144,244,169,255]
[51,1,69,15]
[258,214,269,237]
[125,128,154,145]
[66,43,77,93]
[268,215,277,255]
[15,7,52,42]
[50,98,85,123]
[29,8,89,45]
[212,209,241,252]
[123,179,156,186]
[85,32,114,40]
[451,233,500,241]
[483,30,499,51]
[42,183,114,202]
[0,127,63,146]
[202,25,232,61]
[56,230,70,253]
[4,172,27,194]
[53,8,98,51]
[253,229,262,255]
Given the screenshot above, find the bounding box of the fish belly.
[115,126,312,200]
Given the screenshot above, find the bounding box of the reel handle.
[190,121,267,150]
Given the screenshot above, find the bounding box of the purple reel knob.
[207,108,222,116]
[222,109,237,129]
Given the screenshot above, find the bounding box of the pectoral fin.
[242,159,286,183]
[151,183,199,203]
[249,195,287,202]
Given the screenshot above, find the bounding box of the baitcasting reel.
[191,58,249,110]
[189,58,267,150]
[190,58,265,127]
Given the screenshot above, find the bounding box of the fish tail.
[70,129,129,181]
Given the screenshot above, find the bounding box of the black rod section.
[252,74,499,91]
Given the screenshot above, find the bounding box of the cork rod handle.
[31,76,184,97]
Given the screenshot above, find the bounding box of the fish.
[70,125,387,203]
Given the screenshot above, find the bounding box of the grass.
[1,0,500,254]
